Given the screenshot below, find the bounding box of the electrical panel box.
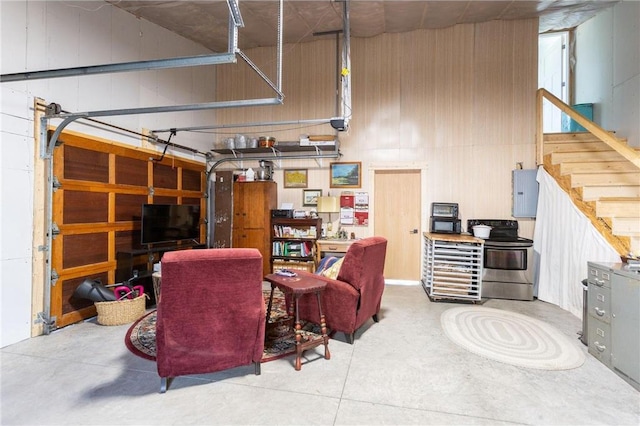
[512,169,539,218]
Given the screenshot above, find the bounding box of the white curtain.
[533,167,620,319]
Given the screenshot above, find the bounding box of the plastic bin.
[561,103,593,132]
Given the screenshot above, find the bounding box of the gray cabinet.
[587,264,612,367]
[587,262,639,391]
[610,272,640,388]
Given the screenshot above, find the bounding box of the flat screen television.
[141,204,201,245]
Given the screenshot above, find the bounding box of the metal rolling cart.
[422,232,484,302]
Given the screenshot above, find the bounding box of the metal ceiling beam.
[153,118,331,134]
[341,0,352,128]
[0,53,236,83]
[53,98,283,121]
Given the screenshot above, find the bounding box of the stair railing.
[536,88,640,168]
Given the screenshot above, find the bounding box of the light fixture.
[317,196,340,234]
[227,0,244,28]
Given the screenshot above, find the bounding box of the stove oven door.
[485,244,527,269]
[482,241,534,300]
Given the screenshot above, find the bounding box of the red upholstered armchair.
[155,248,265,393]
[296,236,388,344]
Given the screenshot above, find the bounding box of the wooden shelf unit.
[271,218,322,273]
[422,232,484,302]
[233,181,277,276]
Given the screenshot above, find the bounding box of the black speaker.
[271,209,293,218]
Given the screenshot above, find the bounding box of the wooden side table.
[152,271,162,304]
[315,239,356,265]
[264,273,330,371]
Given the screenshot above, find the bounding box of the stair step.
[596,198,640,218]
[543,131,627,156]
[543,141,625,155]
[560,161,640,175]
[543,132,620,143]
[570,172,640,187]
[551,148,639,165]
[581,185,640,201]
[612,217,640,236]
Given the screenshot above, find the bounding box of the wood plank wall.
[214,19,538,238]
[51,131,206,328]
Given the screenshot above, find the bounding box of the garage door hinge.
[51,269,59,286]
[52,176,62,191]
[51,222,60,239]
[34,312,57,334]
[148,186,155,196]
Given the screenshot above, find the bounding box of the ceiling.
[109,0,619,53]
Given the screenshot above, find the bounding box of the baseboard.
[384,279,420,286]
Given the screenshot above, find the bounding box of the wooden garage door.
[50,131,206,328]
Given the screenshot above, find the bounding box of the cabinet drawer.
[588,284,611,324]
[588,265,611,288]
[588,317,611,366]
[317,243,350,253]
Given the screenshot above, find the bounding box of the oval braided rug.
[441,306,585,370]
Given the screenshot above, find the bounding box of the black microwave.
[430,217,462,234]
[431,202,459,219]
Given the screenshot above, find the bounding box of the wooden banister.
[536,88,640,168]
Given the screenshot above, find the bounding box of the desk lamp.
[316,196,340,236]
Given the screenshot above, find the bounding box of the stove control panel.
[467,219,520,240]
[467,219,518,228]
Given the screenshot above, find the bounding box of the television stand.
[116,243,206,305]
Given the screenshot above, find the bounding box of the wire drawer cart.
[422,232,484,302]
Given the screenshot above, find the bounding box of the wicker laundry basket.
[95,294,146,326]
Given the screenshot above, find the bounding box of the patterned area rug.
[125,289,326,363]
[441,306,585,370]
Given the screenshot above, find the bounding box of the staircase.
[542,132,640,256]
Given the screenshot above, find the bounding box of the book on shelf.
[271,240,315,258]
[273,225,317,239]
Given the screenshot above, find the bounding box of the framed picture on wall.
[330,162,361,188]
[303,189,322,206]
[283,169,308,188]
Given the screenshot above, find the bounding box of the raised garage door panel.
[115,156,148,186]
[153,196,178,205]
[115,194,148,222]
[62,233,109,269]
[64,146,109,182]
[153,163,178,189]
[183,169,203,191]
[63,191,108,224]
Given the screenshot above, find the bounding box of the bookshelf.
[271,217,322,273]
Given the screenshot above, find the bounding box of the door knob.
[410,229,418,234]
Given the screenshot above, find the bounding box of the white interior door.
[539,32,569,132]
[373,169,422,281]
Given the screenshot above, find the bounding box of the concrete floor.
[1,284,638,425]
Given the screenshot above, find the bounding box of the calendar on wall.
[340,191,369,226]
[354,192,369,226]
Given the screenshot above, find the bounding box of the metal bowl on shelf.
[259,136,276,147]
